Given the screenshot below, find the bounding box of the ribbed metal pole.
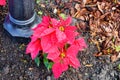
[4,0,40,38]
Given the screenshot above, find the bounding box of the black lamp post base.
[3,29,31,43]
[3,13,41,38]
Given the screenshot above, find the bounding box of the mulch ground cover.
[0,0,120,80]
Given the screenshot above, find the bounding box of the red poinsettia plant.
[26,16,87,78]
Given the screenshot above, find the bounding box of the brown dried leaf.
[85,64,93,67]
[64,2,73,9]
[79,21,86,30]
[75,3,80,11]
[110,53,120,62]
[40,4,45,7]
[79,16,86,21]
[83,0,92,5]
[100,12,111,19]
[74,8,88,19]
[94,52,103,57]
[55,0,61,4]
[93,10,102,18]
[118,53,120,58]
[76,22,81,30]
[111,55,117,62]
[73,0,81,3]
[97,2,105,13]
[70,7,76,16]
[102,49,113,55]
[91,39,101,51]
[83,0,87,5]
[29,68,33,71]
[118,26,120,38]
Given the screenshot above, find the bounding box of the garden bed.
[0,0,120,80]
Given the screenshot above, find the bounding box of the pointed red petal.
[41,35,52,53]
[51,18,59,28]
[67,45,79,56]
[52,63,63,78]
[50,32,58,45]
[26,39,42,60]
[69,57,80,68]
[60,16,72,26]
[33,26,46,38]
[46,45,59,53]
[56,29,66,42]
[61,58,69,71]
[74,38,87,51]
[65,26,77,31]
[41,32,58,53]
[42,16,51,23]
[57,39,67,48]
[65,30,76,44]
[52,61,68,79]
[59,58,69,74]
[0,0,6,6]
[66,45,80,68]
[64,17,72,26]
[40,28,55,37]
[47,50,60,60]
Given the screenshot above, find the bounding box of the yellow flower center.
[60,52,65,58]
[49,26,52,28]
[48,22,52,28]
[59,26,64,31]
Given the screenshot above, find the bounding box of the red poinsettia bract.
[26,36,42,60]
[72,38,87,51]
[0,0,6,6]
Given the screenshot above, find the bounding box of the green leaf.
[43,54,49,68]
[34,57,40,67]
[43,54,53,70]
[65,43,70,50]
[115,46,120,52]
[113,0,117,3]
[36,0,41,4]
[45,0,48,4]
[118,64,120,70]
[43,57,49,67]
[43,53,47,58]
[112,37,115,42]
[59,13,67,19]
[38,11,43,15]
[48,62,53,70]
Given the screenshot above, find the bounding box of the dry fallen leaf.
[75,3,80,11]
[29,67,33,71]
[94,52,103,57]
[85,64,93,67]
[111,54,118,62]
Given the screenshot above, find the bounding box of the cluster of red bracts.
[26,16,87,78]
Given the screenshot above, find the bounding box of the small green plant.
[38,11,43,15]
[115,46,120,52]
[43,54,53,70]
[36,0,41,4]
[34,57,40,67]
[118,64,120,70]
